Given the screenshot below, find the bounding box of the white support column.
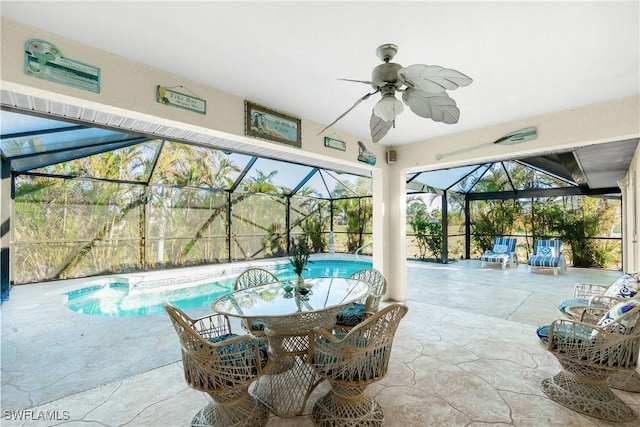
[376,165,406,302]
[371,168,384,272]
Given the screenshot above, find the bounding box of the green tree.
[544,196,618,268]
[471,199,522,252]
[407,200,443,260]
[152,143,240,265]
[468,163,531,255]
[332,177,372,252]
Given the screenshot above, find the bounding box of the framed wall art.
[245,101,301,148]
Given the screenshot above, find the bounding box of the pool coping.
[35,253,372,296]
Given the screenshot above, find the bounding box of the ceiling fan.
[318,44,473,143]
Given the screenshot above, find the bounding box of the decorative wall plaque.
[24,39,100,93]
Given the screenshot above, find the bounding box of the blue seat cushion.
[208,332,239,344]
[479,252,510,263]
[335,303,366,327]
[536,323,589,348]
[557,298,589,314]
[536,324,550,343]
[207,333,269,370]
[528,254,560,267]
[250,320,265,331]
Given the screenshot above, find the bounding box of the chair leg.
[312,384,384,427]
[192,389,269,427]
[542,370,635,422]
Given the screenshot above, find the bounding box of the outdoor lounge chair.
[541,299,640,421]
[528,239,566,275]
[478,237,517,269]
[309,303,409,427]
[334,268,387,333]
[163,302,271,427]
[234,268,278,337]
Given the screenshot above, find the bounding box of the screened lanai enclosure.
[2,110,635,295]
[405,148,632,270]
[1,110,373,286]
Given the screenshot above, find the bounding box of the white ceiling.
[2,1,639,146]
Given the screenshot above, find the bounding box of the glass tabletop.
[212,277,369,318]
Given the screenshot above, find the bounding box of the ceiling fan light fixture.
[373,94,404,122]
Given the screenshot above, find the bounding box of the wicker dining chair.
[309,303,408,426]
[163,302,271,427]
[541,299,640,422]
[334,268,387,333]
[234,268,278,337]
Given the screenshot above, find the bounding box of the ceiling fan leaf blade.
[400,64,473,93]
[403,89,460,124]
[402,90,433,118]
[369,112,393,143]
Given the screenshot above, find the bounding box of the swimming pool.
[64,258,372,316]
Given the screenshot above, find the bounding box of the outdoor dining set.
[163,267,407,427]
[163,240,640,426]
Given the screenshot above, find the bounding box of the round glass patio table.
[212,277,369,417]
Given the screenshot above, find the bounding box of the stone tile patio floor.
[2,259,639,426]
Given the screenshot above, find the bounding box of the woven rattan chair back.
[234,268,278,290]
[309,303,408,426]
[542,302,640,422]
[349,268,387,314]
[334,268,388,333]
[163,302,270,426]
[233,268,278,337]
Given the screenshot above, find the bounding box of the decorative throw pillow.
[536,246,556,257]
[602,274,639,299]
[591,299,640,340]
[493,244,509,254]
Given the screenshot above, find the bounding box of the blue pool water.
[64,259,372,316]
